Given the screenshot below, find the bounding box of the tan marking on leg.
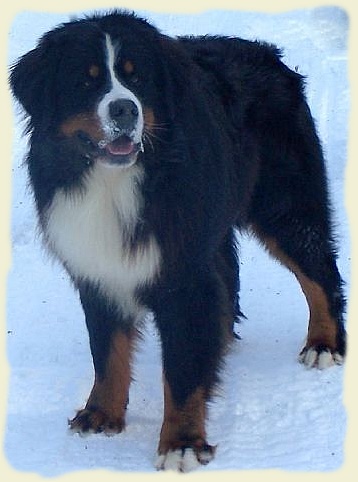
[159,381,211,454]
[70,330,137,434]
[59,113,105,142]
[87,330,135,415]
[296,276,338,350]
[253,230,338,351]
[156,380,216,470]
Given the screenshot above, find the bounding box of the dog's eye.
[129,73,139,84]
[82,65,101,89]
[82,75,101,90]
[122,60,139,84]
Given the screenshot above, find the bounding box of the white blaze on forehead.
[97,34,144,143]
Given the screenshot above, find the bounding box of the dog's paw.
[68,408,125,436]
[155,444,216,472]
[299,345,344,369]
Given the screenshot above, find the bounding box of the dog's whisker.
[142,132,155,152]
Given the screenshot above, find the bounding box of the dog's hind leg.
[252,227,346,368]
[247,104,346,368]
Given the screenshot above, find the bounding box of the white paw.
[155,446,215,472]
[299,347,344,369]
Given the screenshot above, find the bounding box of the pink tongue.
[107,137,134,156]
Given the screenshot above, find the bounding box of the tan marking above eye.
[89,65,100,78]
[123,60,135,75]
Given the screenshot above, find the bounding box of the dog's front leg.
[69,281,137,435]
[154,276,228,471]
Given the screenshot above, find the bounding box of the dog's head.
[10,12,177,168]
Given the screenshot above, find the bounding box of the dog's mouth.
[77,131,142,167]
[105,136,137,156]
[99,135,143,166]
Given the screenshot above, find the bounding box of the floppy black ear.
[9,39,56,128]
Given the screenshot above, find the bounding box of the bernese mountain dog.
[9,10,346,472]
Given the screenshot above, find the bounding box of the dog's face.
[10,15,172,168]
[55,28,147,168]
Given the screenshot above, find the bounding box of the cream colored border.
[1,1,356,481]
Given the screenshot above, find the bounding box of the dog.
[9,10,346,472]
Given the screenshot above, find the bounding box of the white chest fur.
[43,163,161,317]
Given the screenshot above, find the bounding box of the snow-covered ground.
[5,6,350,475]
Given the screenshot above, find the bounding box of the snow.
[5,5,351,476]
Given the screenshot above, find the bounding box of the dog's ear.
[9,38,57,127]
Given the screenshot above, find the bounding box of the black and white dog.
[10,10,346,472]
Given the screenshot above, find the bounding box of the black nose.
[109,99,139,131]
